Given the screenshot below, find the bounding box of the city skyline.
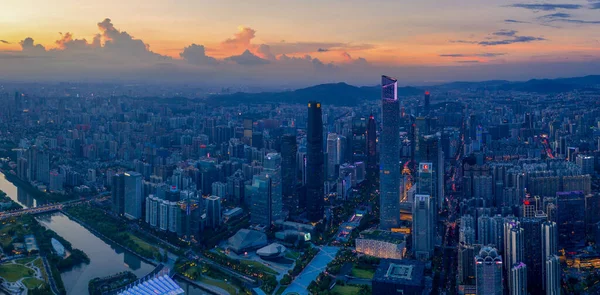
[2,0,600,86]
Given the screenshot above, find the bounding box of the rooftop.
[373,259,425,287]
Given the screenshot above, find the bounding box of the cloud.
[180,44,217,65]
[551,18,600,24]
[539,12,571,19]
[97,18,162,58]
[255,44,276,60]
[588,0,600,9]
[221,26,256,52]
[439,53,506,58]
[504,19,531,24]
[0,40,10,44]
[317,48,329,52]
[19,37,46,53]
[456,60,480,63]
[225,49,270,65]
[449,40,478,44]
[341,51,352,61]
[54,32,100,50]
[480,35,546,46]
[493,30,517,37]
[508,3,583,11]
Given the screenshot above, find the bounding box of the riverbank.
[0,214,92,295]
[0,170,75,204]
[60,208,161,267]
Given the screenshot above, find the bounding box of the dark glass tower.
[380,75,400,230]
[306,101,324,222]
[281,134,298,212]
[367,114,377,169]
[424,91,430,110]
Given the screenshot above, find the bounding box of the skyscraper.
[367,114,377,170]
[124,172,143,220]
[306,101,324,222]
[556,191,585,250]
[541,221,558,293]
[510,262,528,295]
[351,116,367,163]
[112,173,125,215]
[424,91,431,110]
[250,173,272,227]
[281,134,297,212]
[413,194,434,260]
[521,218,543,293]
[380,75,401,230]
[205,195,222,229]
[327,133,339,180]
[505,222,524,289]
[545,255,561,295]
[264,153,283,222]
[475,247,503,295]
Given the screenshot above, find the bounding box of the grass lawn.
[331,285,362,295]
[34,258,48,282]
[22,277,44,290]
[128,234,159,253]
[241,260,278,275]
[351,268,375,280]
[199,276,238,295]
[284,250,300,260]
[0,263,34,282]
[15,256,38,265]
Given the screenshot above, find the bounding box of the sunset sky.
[1,0,600,86]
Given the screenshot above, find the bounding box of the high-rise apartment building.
[475,247,503,295]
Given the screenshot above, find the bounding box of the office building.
[327,133,339,180]
[306,101,324,222]
[475,247,503,295]
[521,218,542,293]
[556,191,586,250]
[352,116,367,163]
[249,173,272,227]
[281,134,297,212]
[412,194,433,260]
[205,195,222,229]
[380,75,401,230]
[124,172,143,220]
[367,114,377,170]
[264,153,283,222]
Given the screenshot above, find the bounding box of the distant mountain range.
[208,75,600,106]
[208,82,423,106]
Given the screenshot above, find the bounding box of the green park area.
[350,267,375,279]
[0,263,34,282]
[331,285,362,295]
[198,276,239,295]
[240,260,278,275]
[22,277,45,289]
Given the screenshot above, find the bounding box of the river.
[0,172,208,294]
